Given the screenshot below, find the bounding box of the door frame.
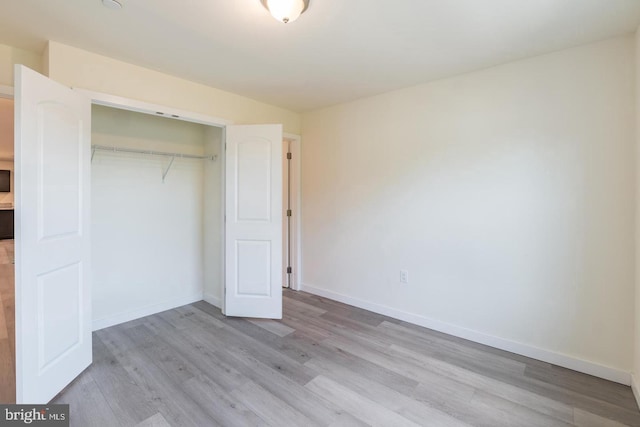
[76,89,231,315]
[283,133,302,291]
[74,89,232,128]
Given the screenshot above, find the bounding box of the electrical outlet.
[400,270,409,284]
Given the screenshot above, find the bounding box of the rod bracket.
[162,155,176,183]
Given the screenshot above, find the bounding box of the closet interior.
[90,105,224,330]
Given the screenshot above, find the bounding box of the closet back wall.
[91,105,213,329]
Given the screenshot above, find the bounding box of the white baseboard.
[632,374,640,410]
[300,284,631,386]
[92,292,204,331]
[204,292,222,309]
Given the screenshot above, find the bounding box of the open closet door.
[225,124,283,318]
[15,65,92,403]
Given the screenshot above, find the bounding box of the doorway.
[0,95,15,404]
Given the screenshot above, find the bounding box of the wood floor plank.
[284,296,329,316]
[306,343,478,413]
[142,316,250,393]
[144,307,345,427]
[157,308,200,331]
[365,318,527,381]
[573,407,630,427]
[247,318,295,337]
[96,327,219,427]
[213,315,311,364]
[286,330,421,397]
[231,380,317,427]
[212,328,317,386]
[391,343,640,426]
[305,375,421,427]
[46,290,640,426]
[0,293,7,340]
[212,345,344,425]
[0,265,14,351]
[181,375,268,427]
[55,371,124,427]
[468,390,574,427]
[281,311,333,341]
[317,333,578,426]
[304,355,472,427]
[0,338,14,403]
[327,413,370,427]
[286,290,397,323]
[524,363,639,411]
[301,310,394,352]
[391,344,576,423]
[135,413,172,427]
[374,324,639,426]
[290,308,577,425]
[122,324,197,385]
[179,307,317,381]
[385,316,552,371]
[189,304,309,366]
[326,339,484,410]
[85,335,159,426]
[0,246,9,265]
[0,241,14,404]
[173,305,226,329]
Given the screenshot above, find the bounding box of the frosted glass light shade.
[266,0,306,23]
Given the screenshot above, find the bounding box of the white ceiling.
[1,0,639,112]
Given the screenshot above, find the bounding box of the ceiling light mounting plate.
[260,0,310,24]
[102,0,123,10]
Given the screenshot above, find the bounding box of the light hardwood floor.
[50,290,640,427]
[0,239,14,404]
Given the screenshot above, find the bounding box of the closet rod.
[91,144,217,161]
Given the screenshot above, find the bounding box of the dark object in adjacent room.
[0,170,10,192]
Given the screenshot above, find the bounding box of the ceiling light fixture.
[101,0,123,10]
[261,0,309,24]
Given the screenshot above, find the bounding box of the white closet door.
[15,65,92,403]
[225,124,283,318]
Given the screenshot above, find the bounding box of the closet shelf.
[91,144,217,183]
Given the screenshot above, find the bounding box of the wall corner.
[41,41,51,77]
[632,374,640,410]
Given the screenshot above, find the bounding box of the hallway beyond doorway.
[0,238,14,403]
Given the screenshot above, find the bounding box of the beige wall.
[45,42,301,134]
[301,36,636,377]
[0,43,43,86]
